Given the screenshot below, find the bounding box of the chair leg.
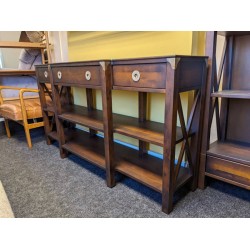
[4,119,11,138]
[24,123,32,148]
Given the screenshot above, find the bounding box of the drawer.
[206,155,250,187]
[51,66,101,86]
[36,67,50,83]
[112,64,166,90]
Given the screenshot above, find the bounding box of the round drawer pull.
[57,71,62,79]
[85,71,91,81]
[132,70,140,82]
[44,71,48,78]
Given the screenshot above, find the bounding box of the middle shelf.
[57,104,193,146]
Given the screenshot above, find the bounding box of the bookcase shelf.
[212,90,250,99]
[199,31,250,191]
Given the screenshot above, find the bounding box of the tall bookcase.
[199,31,250,190]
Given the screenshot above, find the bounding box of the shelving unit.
[50,61,115,187]
[36,64,59,144]
[110,56,208,213]
[49,56,207,214]
[199,31,250,190]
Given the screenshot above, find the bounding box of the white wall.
[0,32,21,68]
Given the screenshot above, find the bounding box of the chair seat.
[0,97,53,121]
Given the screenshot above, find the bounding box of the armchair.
[0,86,52,148]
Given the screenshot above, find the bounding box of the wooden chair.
[0,86,52,148]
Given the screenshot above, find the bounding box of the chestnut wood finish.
[49,60,115,188]
[199,31,250,191]
[47,56,207,214]
[111,56,207,213]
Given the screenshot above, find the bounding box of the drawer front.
[206,156,250,186]
[36,67,50,83]
[112,64,166,89]
[52,66,101,86]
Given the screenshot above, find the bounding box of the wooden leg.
[24,124,32,148]
[198,153,207,190]
[162,189,174,214]
[4,119,11,138]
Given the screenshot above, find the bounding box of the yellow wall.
[68,31,205,154]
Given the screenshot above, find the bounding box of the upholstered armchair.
[0,86,51,148]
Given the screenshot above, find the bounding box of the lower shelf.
[115,149,192,193]
[60,129,193,193]
[62,130,106,169]
[47,129,72,142]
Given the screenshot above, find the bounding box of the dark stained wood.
[0,70,36,76]
[112,63,167,89]
[115,152,192,193]
[62,130,106,169]
[58,105,104,131]
[113,85,165,93]
[161,59,178,214]
[212,90,250,99]
[113,113,194,146]
[205,172,250,190]
[86,88,97,136]
[199,31,217,189]
[36,65,53,145]
[218,31,250,37]
[100,61,115,187]
[220,36,234,141]
[199,31,250,191]
[51,65,102,86]
[138,92,148,155]
[207,141,250,165]
[206,156,250,187]
[49,56,207,215]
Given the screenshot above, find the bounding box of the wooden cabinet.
[199,31,250,190]
[48,56,207,214]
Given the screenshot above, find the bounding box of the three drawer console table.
[37,56,207,214]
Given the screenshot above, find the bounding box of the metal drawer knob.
[57,71,62,79]
[132,70,140,82]
[85,71,91,80]
[44,71,48,78]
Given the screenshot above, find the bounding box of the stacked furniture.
[0,32,51,148]
[199,32,250,190]
[37,55,207,214]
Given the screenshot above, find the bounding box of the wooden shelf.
[113,113,194,146]
[62,130,106,169]
[212,90,250,99]
[115,143,192,193]
[60,129,192,193]
[207,141,250,166]
[58,105,104,131]
[48,131,58,141]
[0,41,46,49]
[218,31,250,37]
[48,129,73,142]
[0,70,36,76]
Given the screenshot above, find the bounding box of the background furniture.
[49,56,207,214]
[0,32,51,148]
[199,31,250,190]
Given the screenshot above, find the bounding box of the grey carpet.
[0,121,250,218]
